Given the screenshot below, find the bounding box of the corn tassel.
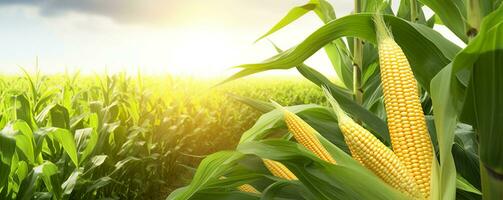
[271,101,336,164]
[374,15,433,198]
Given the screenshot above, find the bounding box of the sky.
[0,0,465,78]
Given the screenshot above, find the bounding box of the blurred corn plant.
[0,69,322,199]
[168,0,502,199]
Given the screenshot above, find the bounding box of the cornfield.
[0,73,324,199]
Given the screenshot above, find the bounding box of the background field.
[0,73,326,199]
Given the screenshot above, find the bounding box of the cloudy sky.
[0,0,463,77]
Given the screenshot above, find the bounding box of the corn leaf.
[49,104,70,129]
[224,14,459,92]
[75,128,98,164]
[453,124,481,190]
[10,95,37,130]
[47,128,79,167]
[62,170,79,195]
[255,3,317,42]
[430,64,458,200]
[228,93,274,113]
[417,0,467,42]
[456,175,482,195]
[12,121,35,164]
[255,0,354,88]
[0,129,16,190]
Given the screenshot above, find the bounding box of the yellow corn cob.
[271,101,336,164]
[219,176,260,194]
[374,15,433,198]
[323,87,423,199]
[237,184,261,194]
[345,141,365,167]
[262,159,298,180]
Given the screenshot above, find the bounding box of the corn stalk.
[353,0,363,121]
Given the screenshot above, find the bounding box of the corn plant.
[168,0,502,199]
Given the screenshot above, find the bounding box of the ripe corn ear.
[374,15,433,198]
[237,184,261,194]
[323,87,424,199]
[345,141,365,166]
[262,159,298,180]
[271,101,336,164]
[220,176,260,194]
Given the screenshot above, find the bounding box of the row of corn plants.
[168,0,502,199]
[0,72,323,199]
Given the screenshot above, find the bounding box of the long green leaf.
[224,14,459,92]
[228,93,274,113]
[430,64,458,200]
[255,3,317,42]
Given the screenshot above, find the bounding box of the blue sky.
[0,0,464,77]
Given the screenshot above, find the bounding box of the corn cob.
[323,87,423,199]
[271,101,336,164]
[374,15,433,198]
[262,159,298,180]
[219,176,260,194]
[237,184,261,194]
[345,141,365,167]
